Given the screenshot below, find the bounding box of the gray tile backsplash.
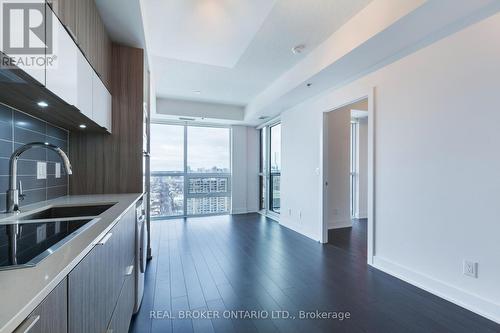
[0,103,69,212]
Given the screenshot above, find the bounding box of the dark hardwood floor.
[129,214,499,333]
[328,218,367,260]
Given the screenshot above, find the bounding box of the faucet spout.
[6,142,72,213]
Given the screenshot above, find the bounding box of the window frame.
[150,121,232,219]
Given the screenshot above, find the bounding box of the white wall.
[357,117,368,218]
[280,13,500,322]
[157,98,245,121]
[231,126,259,214]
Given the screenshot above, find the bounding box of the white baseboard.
[231,208,248,215]
[328,220,353,229]
[373,256,500,324]
[279,220,320,242]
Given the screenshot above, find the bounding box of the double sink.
[0,203,116,270]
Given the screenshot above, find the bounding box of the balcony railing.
[150,171,231,218]
[270,172,281,213]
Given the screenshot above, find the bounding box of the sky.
[151,124,230,172]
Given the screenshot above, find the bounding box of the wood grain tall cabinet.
[69,45,146,194]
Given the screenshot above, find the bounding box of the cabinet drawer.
[14,279,67,333]
[68,206,136,333]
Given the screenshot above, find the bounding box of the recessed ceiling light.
[37,101,48,108]
[307,83,312,87]
[193,90,201,94]
[258,116,269,120]
[79,124,87,129]
[292,44,306,54]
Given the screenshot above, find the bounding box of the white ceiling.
[146,0,277,68]
[143,0,373,105]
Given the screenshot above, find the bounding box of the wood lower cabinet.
[13,279,67,333]
[107,264,135,333]
[68,206,136,333]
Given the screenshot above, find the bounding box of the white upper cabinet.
[0,3,46,85]
[45,9,78,106]
[2,4,112,132]
[76,52,93,119]
[92,72,112,132]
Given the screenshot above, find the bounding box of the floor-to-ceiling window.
[150,123,231,218]
[258,121,281,218]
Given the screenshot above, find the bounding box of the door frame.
[257,118,281,221]
[321,87,376,265]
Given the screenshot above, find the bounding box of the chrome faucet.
[6,142,73,213]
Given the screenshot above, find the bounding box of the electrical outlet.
[37,161,47,179]
[463,260,478,278]
[36,225,46,243]
[55,162,61,178]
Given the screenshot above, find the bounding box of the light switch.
[37,161,47,179]
[55,162,61,178]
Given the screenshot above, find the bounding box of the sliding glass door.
[259,122,281,218]
[150,123,231,219]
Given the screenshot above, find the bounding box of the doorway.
[322,96,373,262]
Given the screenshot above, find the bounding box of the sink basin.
[0,219,94,270]
[0,203,117,270]
[19,204,115,220]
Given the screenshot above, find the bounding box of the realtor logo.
[2,1,52,54]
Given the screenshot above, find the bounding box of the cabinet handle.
[125,265,134,276]
[14,315,40,333]
[96,233,112,245]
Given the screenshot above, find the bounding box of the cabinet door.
[50,0,77,41]
[92,73,112,132]
[76,51,93,119]
[68,207,134,333]
[14,279,67,333]
[75,0,92,62]
[107,267,135,333]
[45,8,78,106]
[0,3,46,85]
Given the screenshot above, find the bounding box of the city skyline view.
[150,124,232,218]
[151,124,230,173]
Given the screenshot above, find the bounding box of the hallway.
[130,214,499,333]
[328,218,368,260]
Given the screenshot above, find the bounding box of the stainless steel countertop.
[0,193,143,333]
